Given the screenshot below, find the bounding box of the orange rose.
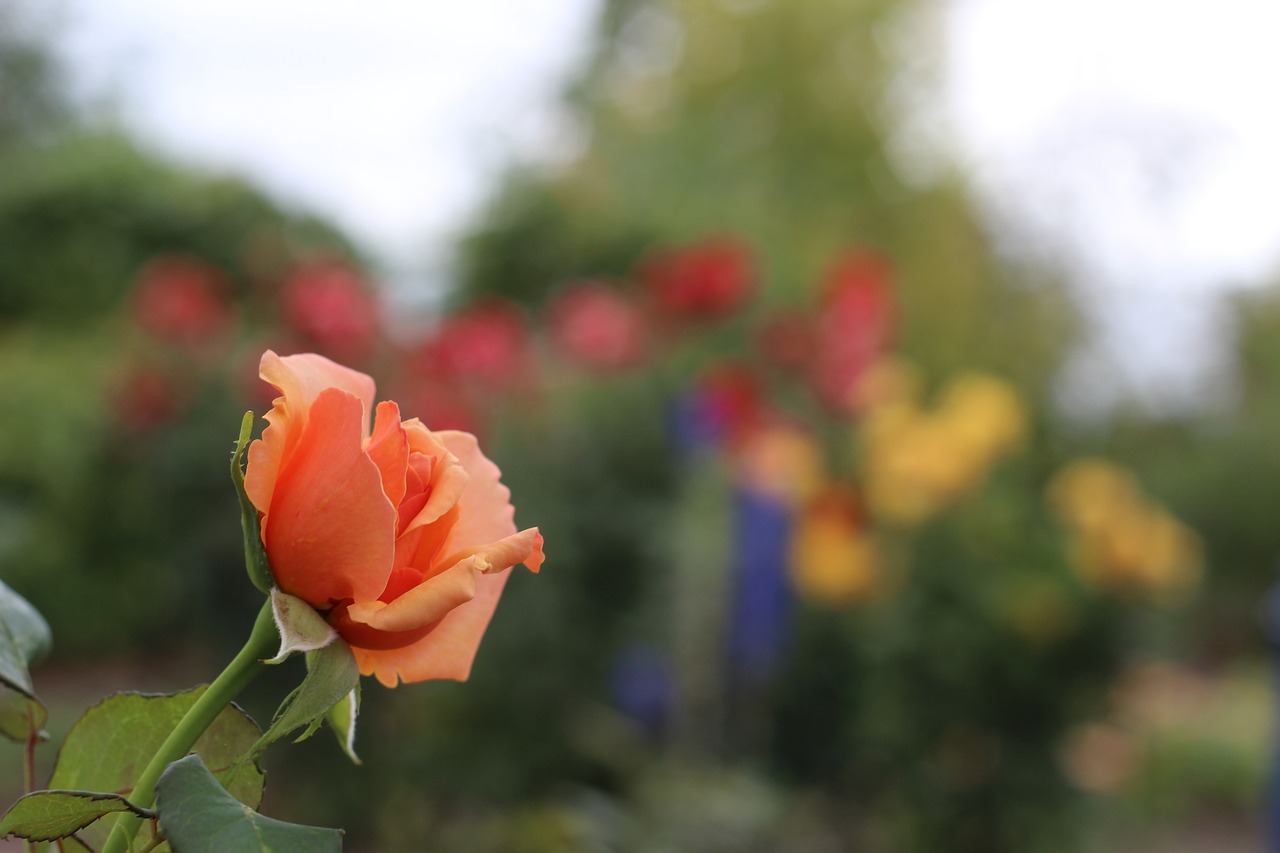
[244,351,544,686]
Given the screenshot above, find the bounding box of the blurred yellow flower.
[790,483,880,604]
[1048,459,1202,601]
[859,369,1026,526]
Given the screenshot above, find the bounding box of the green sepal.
[232,411,274,593]
[266,588,337,663]
[0,790,154,843]
[250,638,360,759]
[326,683,361,765]
[156,755,343,853]
[0,580,50,741]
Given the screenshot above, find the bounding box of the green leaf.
[0,581,50,741]
[156,755,343,853]
[251,639,359,758]
[266,588,336,664]
[326,683,361,765]
[49,688,265,851]
[232,411,274,594]
[0,580,52,666]
[0,790,154,842]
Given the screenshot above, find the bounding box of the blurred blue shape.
[1264,580,1280,852]
[611,644,672,737]
[727,487,794,685]
[668,390,724,456]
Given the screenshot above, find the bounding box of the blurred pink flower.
[131,256,232,347]
[388,375,484,438]
[755,309,814,372]
[640,237,754,322]
[811,250,895,413]
[111,368,185,432]
[282,260,381,361]
[415,299,533,394]
[548,281,649,371]
[691,363,767,448]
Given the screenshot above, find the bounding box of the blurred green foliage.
[460,0,1075,389]
[0,133,356,323]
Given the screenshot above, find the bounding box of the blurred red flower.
[282,260,381,361]
[131,256,232,347]
[756,309,814,372]
[640,237,754,322]
[387,375,484,438]
[415,299,533,394]
[111,368,185,432]
[811,250,895,413]
[691,363,768,447]
[547,281,649,371]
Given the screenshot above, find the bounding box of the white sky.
[938,0,1280,414]
[48,0,1280,413]
[56,0,599,267]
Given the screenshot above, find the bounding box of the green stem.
[102,599,277,853]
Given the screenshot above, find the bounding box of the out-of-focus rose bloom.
[416,300,533,394]
[790,483,880,605]
[282,261,381,361]
[1048,459,1202,600]
[671,363,766,452]
[861,371,1026,526]
[640,237,754,322]
[547,281,649,371]
[132,256,232,347]
[245,351,544,685]
[386,375,483,438]
[111,369,185,432]
[755,310,813,372]
[811,250,895,413]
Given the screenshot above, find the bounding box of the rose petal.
[348,527,544,685]
[245,350,377,516]
[349,528,541,632]
[261,350,376,424]
[352,570,511,685]
[366,401,409,508]
[435,430,518,553]
[344,555,484,632]
[261,386,395,606]
[400,421,469,531]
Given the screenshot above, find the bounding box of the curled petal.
[401,420,469,531]
[246,350,377,515]
[344,556,487,633]
[260,387,395,606]
[342,529,541,635]
[260,350,377,428]
[352,570,512,685]
[366,401,409,508]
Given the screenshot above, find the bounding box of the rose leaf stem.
[102,599,277,853]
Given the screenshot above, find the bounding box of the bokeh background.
[2,1,1278,850]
